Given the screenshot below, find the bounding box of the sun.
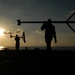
[0,28,5,36]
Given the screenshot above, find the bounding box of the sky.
[0,0,75,47]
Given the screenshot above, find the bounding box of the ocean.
[0,46,75,50]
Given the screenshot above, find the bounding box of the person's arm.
[41,21,46,30]
[15,37,16,41]
[54,34,57,43]
[19,37,20,40]
[53,26,57,43]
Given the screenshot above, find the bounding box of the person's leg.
[45,36,52,50]
[16,42,19,50]
[45,40,51,50]
[18,42,20,50]
[15,43,17,50]
[46,42,52,50]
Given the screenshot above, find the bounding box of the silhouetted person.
[15,35,20,50]
[41,19,57,50]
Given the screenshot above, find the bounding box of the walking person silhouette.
[41,19,57,50]
[15,35,20,50]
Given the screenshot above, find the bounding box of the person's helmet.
[47,19,52,23]
[16,35,18,37]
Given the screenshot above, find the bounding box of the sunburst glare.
[0,28,5,36]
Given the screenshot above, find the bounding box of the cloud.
[4,29,23,35]
[16,29,23,33]
[4,31,13,34]
[69,11,75,14]
[32,29,43,34]
[67,10,75,17]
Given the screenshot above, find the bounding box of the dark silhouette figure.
[41,19,57,50]
[15,35,20,50]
